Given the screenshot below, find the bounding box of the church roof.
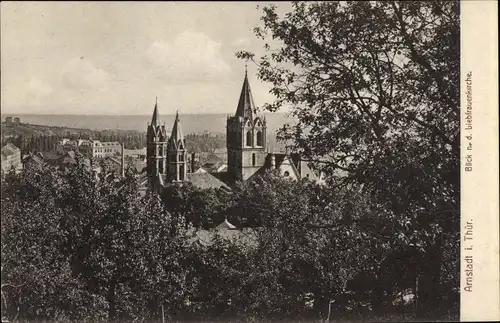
[281,153,316,180]
[235,69,256,119]
[243,152,319,183]
[186,172,230,190]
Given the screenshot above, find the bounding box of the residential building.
[55,139,122,159]
[1,143,22,174]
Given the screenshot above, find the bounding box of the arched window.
[256,131,263,146]
[252,153,256,166]
[246,131,252,147]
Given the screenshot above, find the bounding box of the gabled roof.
[235,69,256,119]
[204,153,221,165]
[186,172,230,190]
[103,156,121,165]
[37,151,62,162]
[57,151,91,167]
[129,159,146,173]
[216,219,237,230]
[23,154,45,166]
[276,154,301,179]
[246,153,317,183]
[287,153,320,180]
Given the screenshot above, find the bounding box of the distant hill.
[1,121,141,139]
[0,113,295,135]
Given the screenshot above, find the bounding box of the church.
[144,70,318,192]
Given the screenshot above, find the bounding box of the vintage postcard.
[460,0,499,321]
[1,1,498,322]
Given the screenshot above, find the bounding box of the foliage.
[2,131,146,153]
[160,182,231,229]
[185,133,226,153]
[1,162,187,322]
[237,1,459,320]
[1,159,458,322]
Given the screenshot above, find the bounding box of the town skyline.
[1,2,291,116]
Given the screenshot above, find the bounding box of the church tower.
[167,111,188,182]
[227,68,267,182]
[146,98,168,181]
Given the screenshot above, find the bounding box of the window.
[256,131,263,146]
[252,153,256,166]
[179,154,184,162]
[284,171,290,177]
[246,131,252,147]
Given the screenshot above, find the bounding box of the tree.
[1,159,190,322]
[226,171,389,320]
[1,162,109,321]
[161,182,231,229]
[237,1,459,319]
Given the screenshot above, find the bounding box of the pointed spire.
[235,66,256,119]
[151,97,159,126]
[170,110,185,148]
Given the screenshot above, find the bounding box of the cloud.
[232,38,251,48]
[146,31,231,84]
[61,58,111,91]
[1,77,54,110]
[27,78,53,97]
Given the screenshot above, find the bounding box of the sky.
[1,2,291,115]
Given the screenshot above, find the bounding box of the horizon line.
[0,111,288,116]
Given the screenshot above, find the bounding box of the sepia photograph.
[0,1,497,322]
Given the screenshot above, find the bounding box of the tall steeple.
[146,98,168,182]
[235,66,256,119]
[168,110,185,150]
[226,67,267,183]
[167,110,187,182]
[170,111,184,145]
[151,96,159,126]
